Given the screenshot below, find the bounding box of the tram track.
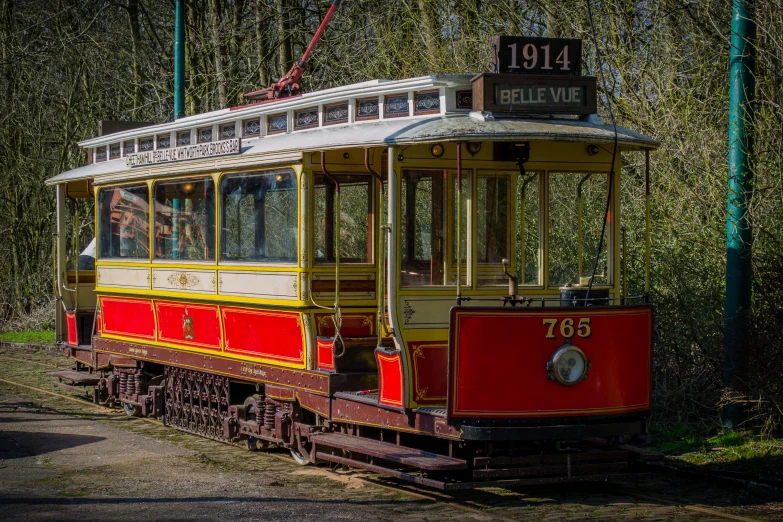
[0,375,774,522]
[0,354,64,367]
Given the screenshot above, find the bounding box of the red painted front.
[448,306,652,418]
[156,301,221,351]
[65,311,78,347]
[222,307,304,365]
[99,296,156,340]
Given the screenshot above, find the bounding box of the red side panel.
[377,350,404,408]
[222,307,304,365]
[99,296,156,340]
[315,313,374,337]
[65,311,78,347]
[409,341,448,404]
[317,337,335,371]
[156,301,221,351]
[448,306,652,419]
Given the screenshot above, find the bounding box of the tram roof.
[47,74,659,186]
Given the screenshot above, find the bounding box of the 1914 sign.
[492,36,582,76]
[472,74,596,115]
[125,138,241,167]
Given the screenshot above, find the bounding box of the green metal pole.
[723,0,756,429]
[174,0,185,120]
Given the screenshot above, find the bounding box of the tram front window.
[98,184,150,259]
[220,169,298,263]
[314,174,372,264]
[401,170,445,286]
[548,172,610,287]
[476,174,509,286]
[475,172,540,287]
[154,177,215,261]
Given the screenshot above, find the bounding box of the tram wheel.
[123,403,142,417]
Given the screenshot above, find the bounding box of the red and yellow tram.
[47,36,660,488]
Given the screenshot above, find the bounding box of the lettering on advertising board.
[126,138,241,167]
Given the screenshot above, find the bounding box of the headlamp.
[547,342,590,386]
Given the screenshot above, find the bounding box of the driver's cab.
[55,179,98,349]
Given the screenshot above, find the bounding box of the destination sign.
[125,137,241,167]
[472,74,596,115]
[492,36,582,76]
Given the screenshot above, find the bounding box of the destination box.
[472,74,597,115]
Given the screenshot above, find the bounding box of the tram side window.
[314,175,372,263]
[548,172,609,287]
[220,170,298,263]
[401,170,447,286]
[98,185,150,259]
[154,177,215,261]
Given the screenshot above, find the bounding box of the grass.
[0,331,55,344]
[651,423,783,481]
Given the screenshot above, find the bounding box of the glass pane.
[449,173,470,285]
[516,173,540,285]
[98,185,149,259]
[154,177,215,261]
[548,172,609,287]
[314,175,372,263]
[67,198,96,270]
[220,170,297,263]
[401,170,445,286]
[476,175,509,286]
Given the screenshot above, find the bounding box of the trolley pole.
[174,0,185,119]
[723,0,756,429]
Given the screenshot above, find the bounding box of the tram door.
[55,181,98,348]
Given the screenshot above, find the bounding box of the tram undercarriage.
[49,334,661,491]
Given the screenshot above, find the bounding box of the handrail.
[320,151,344,358]
[456,143,463,305]
[645,150,651,294]
[364,148,390,341]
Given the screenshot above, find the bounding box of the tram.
[45,27,660,488]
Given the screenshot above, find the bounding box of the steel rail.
[0,376,776,521]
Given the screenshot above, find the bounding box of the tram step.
[318,336,378,373]
[311,432,467,471]
[46,370,100,386]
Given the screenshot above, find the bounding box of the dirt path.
[1,346,782,521]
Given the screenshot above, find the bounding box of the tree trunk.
[126,0,142,113]
[417,0,438,68]
[276,0,292,76]
[255,0,270,87]
[209,0,227,108]
[186,0,201,115]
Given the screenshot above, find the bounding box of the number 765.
[542,318,592,339]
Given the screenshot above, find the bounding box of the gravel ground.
[1,346,783,521]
